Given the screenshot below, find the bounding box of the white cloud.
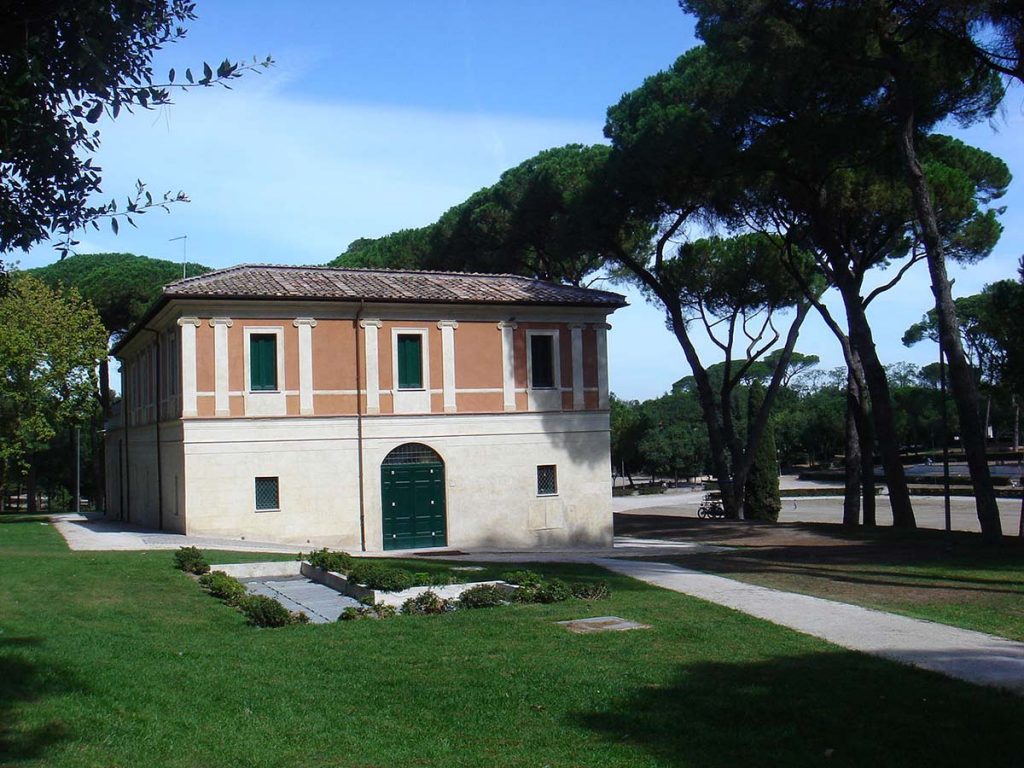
[23,74,604,269]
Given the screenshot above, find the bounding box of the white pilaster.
[360,319,382,415]
[438,320,458,413]
[498,321,518,412]
[595,322,611,410]
[293,318,317,415]
[570,324,585,410]
[209,318,233,416]
[177,317,200,417]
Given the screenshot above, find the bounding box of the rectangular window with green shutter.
[530,334,555,389]
[249,333,277,391]
[396,333,423,390]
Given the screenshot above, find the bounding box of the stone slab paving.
[595,558,1024,694]
[244,577,361,623]
[52,514,302,553]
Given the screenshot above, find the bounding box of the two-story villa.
[104,265,626,551]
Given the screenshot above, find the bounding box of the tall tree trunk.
[843,371,862,526]
[92,422,105,512]
[859,405,877,527]
[98,357,112,417]
[26,462,37,514]
[893,93,1002,540]
[841,289,916,528]
[1013,394,1019,452]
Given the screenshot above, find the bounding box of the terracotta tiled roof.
[163,264,627,308]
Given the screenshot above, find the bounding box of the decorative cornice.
[569,323,587,330]
[293,317,318,327]
[359,319,383,329]
[177,317,201,327]
[497,321,518,330]
[592,322,612,331]
[209,317,234,327]
[437,320,459,329]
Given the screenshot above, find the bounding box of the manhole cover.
[557,616,651,634]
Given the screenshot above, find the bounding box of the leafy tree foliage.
[29,252,209,338]
[0,1,271,262]
[331,228,435,271]
[0,274,107,492]
[330,145,651,286]
[903,284,1017,388]
[610,394,647,483]
[643,3,1012,535]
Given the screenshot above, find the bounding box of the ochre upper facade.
[112,266,624,428]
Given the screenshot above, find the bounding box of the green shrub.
[569,581,611,601]
[400,590,453,615]
[305,548,354,574]
[347,562,382,586]
[458,584,508,609]
[501,570,543,587]
[198,571,247,605]
[340,602,396,621]
[534,579,572,603]
[429,571,458,586]
[348,562,415,592]
[510,578,572,604]
[173,546,210,575]
[239,595,292,627]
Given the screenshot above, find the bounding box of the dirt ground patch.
[615,513,1024,641]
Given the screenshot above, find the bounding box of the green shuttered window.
[530,334,555,389]
[397,334,423,390]
[249,334,277,391]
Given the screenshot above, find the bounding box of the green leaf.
[111,218,119,235]
[185,68,194,84]
[168,68,175,83]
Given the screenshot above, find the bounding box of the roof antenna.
[170,235,188,279]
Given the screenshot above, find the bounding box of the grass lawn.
[2,516,1024,767]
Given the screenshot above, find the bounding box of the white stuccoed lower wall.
[179,411,612,550]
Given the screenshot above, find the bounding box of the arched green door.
[381,443,447,551]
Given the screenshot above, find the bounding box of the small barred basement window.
[537,465,558,496]
[254,477,280,510]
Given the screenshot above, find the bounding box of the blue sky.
[17,2,1024,400]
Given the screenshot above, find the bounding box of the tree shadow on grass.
[569,651,1024,768]
[678,555,1024,595]
[0,637,85,764]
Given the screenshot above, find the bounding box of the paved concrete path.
[245,577,361,623]
[616,493,1022,535]
[596,558,1024,694]
[52,514,303,553]
[51,513,728,559]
